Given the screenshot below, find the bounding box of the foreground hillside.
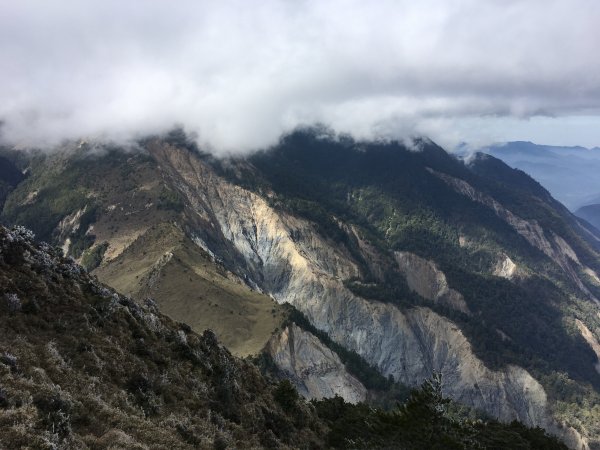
[1,130,599,447]
[0,225,325,448]
[0,225,568,449]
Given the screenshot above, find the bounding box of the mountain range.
[1,129,599,448]
[475,141,600,212]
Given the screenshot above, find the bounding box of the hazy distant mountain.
[476,141,600,211]
[576,203,600,231]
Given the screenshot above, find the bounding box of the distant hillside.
[576,204,600,232]
[476,141,600,211]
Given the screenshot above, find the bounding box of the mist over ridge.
[2,0,600,153]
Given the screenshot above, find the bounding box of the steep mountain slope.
[2,131,600,447]
[0,226,568,449]
[0,141,368,402]
[0,144,286,357]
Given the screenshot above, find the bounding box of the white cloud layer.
[1,0,600,152]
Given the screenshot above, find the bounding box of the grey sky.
[1,0,600,153]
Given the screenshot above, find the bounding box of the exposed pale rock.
[494,255,517,279]
[394,251,470,315]
[22,189,38,205]
[348,224,387,281]
[145,251,173,289]
[496,328,512,342]
[61,237,71,256]
[150,144,585,447]
[575,319,600,375]
[583,267,600,286]
[553,233,580,264]
[267,323,367,403]
[57,206,88,254]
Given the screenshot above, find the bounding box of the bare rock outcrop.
[494,254,518,279]
[266,323,367,403]
[150,144,585,447]
[394,251,470,314]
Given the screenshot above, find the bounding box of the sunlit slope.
[95,222,285,355]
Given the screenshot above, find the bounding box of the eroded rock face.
[266,323,367,403]
[57,206,88,254]
[150,144,584,446]
[576,319,600,375]
[494,255,517,279]
[394,251,470,314]
[428,168,598,304]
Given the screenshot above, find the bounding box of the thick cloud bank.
[1,0,600,152]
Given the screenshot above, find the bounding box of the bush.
[4,293,21,313]
[273,380,299,412]
[81,242,109,271]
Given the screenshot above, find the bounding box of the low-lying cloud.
[1,0,600,153]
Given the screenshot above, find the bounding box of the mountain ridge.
[475,141,600,211]
[1,130,599,447]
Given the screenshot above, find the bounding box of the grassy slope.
[94,223,285,356]
[1,146,283,356]
[2,146,178,258]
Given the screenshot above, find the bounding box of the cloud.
[1,0,600,153]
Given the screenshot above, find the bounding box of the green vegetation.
[236,130,600,377]
[2,150,95,241]
[81,241,109,271]
[273,379,300,412]
[0,154,24,210]
[158,186,185,212]
[314,373,567,449]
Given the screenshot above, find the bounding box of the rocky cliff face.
[394,251,470,314]
[0,224,569,449]
[267,323,367,403]
[149,142,587,447]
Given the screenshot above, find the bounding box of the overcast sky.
[1,0,600,153]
